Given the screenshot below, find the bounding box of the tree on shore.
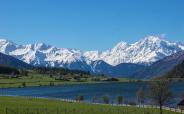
[136,88,144,106]
[92,96,97,103]
[117,96,123,105]
[102,95,109,104]
[149,80,173,114]
[180,92,184,100]
[22,82,26,87]
[49,81,54,86]
[76,95,84,102]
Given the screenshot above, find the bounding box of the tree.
[19,69,28,76]
[104,78,119,81]
[102,95,109,104]
[78,95,84,102]
[136,88,144,106]
[76,95,84,102]
[74,76,81,82]
[49,74,53,78]
[49,81,54,86]
[117,96,123,105]
[92,96,97,103]
[180,92,184,100]
[22,82,26,87]
[149,80,173,114]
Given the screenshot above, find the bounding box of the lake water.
[0,82,184,106]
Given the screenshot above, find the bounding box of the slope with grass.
[0,96,179,114]
[162,60,184,79]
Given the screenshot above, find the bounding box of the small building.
[178,99,184,109]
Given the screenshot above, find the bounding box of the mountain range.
[0,36,184,78]
[0,52,31,69]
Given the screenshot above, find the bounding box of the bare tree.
[149,80,173,114]
[136,88,144,106]
[117,96,123,105]
[102,95,109,104]
[92,96,97,103]
[76,95,84,102]
[180,92,184,100]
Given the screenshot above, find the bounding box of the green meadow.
[0,96,179,114]
[0,71,132,88]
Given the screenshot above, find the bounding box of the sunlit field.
[0,96,179,114]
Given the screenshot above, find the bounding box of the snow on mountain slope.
[0,36,183,70]
[0,40,85,69]
[84,36,184,65]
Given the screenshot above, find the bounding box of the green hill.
[163,61,184,79]
[0,52,32,69]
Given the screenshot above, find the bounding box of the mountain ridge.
[133,51,184,79]
[0,36,184,78]
[0,52,32,69]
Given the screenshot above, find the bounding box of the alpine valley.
[0,36,184,79]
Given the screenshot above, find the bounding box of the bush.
[19,69,28,76]
[102,95,109,104]
[55,77,70,81]
[128,101,136,106]
[74,76,83,82]
[49,82,54,86]
[49,74,53,78]
[92,96,97,103]
[117,96,123,104]
[76,95,84,102]
[22,82,26,87]
[104,78,119,81]
[91,77,101,81]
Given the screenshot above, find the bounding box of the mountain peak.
[116,41,128,47]
[145,35,162,40]
[140,36,163,43]
[0,39,8,42]
[34,43,49,49]
[0,38,15,44]
[0,39,17,54]
[112,41,128,51]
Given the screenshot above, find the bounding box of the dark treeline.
[33,67,90,76]
[166,61,184,78]
[0,65,20,75]
[0,64,90,77]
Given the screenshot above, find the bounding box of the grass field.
[0,96,179,114]
[0,71,132,88]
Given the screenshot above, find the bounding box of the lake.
[0,82,184,106]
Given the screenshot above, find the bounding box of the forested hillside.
[164,61,184,78]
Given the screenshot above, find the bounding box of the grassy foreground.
[0,96,179,114]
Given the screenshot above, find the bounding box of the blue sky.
[0,0,184,51]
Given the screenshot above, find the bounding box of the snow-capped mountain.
[84,36,184,65]
[0,36,184,74]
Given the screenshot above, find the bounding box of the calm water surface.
[0,82,184,106]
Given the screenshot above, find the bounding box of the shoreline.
[0,80,146,89]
